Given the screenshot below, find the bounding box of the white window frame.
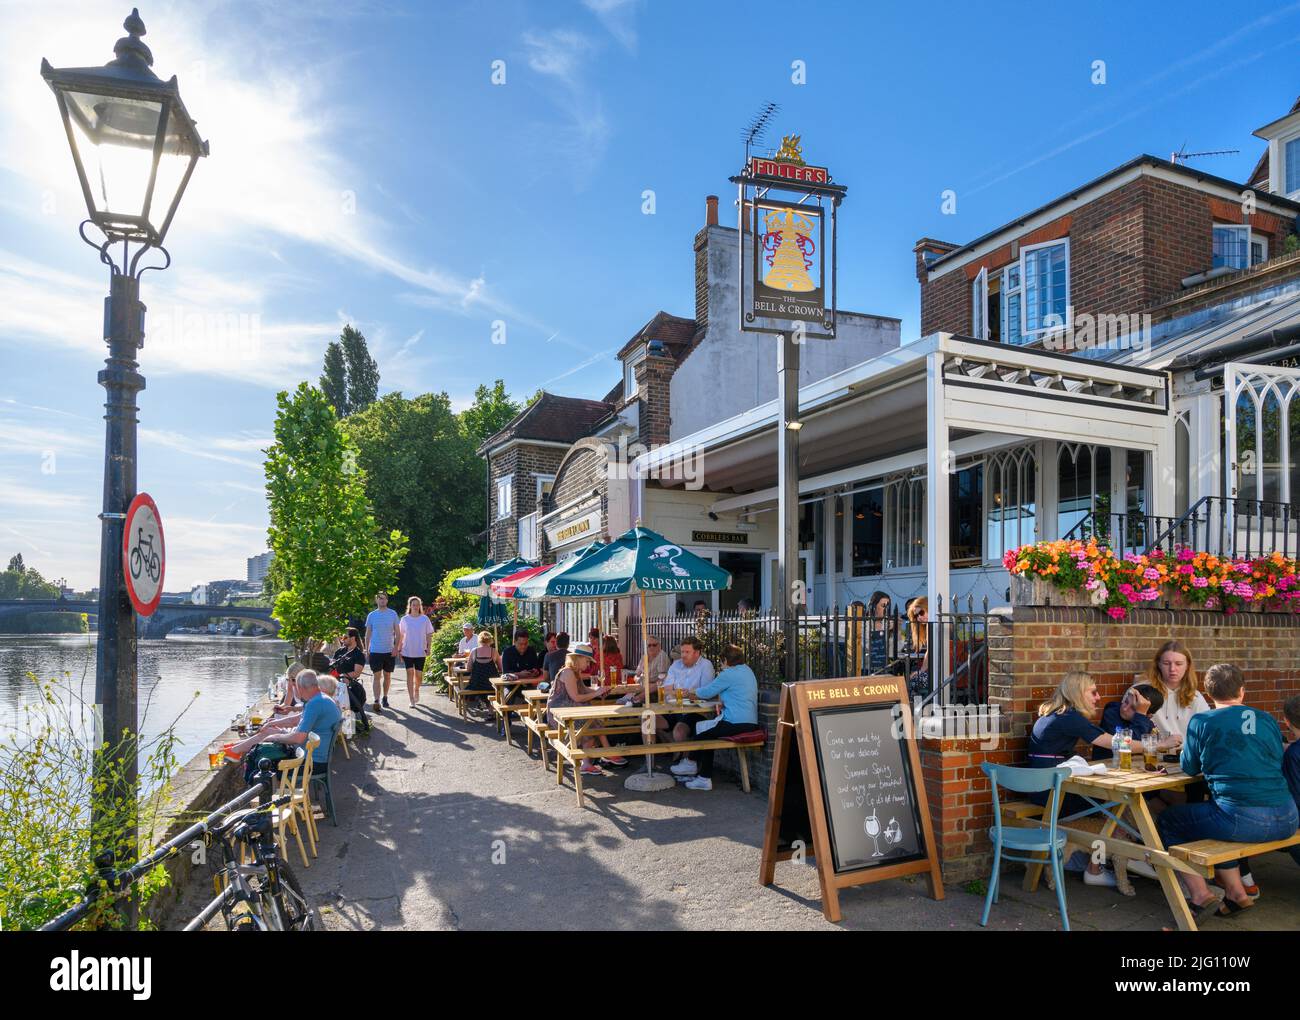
[883,473,925,570]
[984,445,1039,563]
[1213,224,1267,271]
[495,474,513,520]
[534,474,555,504]
[1283,131,1300,199]
[1020,238,1071,338]
[971,267,988,340]
[1001,263,1023,346]
[623,345,647,400]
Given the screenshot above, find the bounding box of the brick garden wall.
[923,605,1300,881]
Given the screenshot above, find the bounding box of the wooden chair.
[274,747,312,869]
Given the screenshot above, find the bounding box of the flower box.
[1010,574,1090,609]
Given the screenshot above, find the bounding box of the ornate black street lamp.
[41,8,207,910]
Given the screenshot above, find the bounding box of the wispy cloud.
[520,27,611,186]
[583,0,640,52]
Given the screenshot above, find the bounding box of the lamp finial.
[110,8,154,70]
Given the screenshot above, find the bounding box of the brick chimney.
[635,340,676,448]
[913,237,959,283]
[695,196,720,329]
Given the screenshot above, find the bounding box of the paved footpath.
[170,688,1300,931]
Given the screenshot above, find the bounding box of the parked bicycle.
[184,759,317,931]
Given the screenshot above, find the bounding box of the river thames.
[0,633,292,769]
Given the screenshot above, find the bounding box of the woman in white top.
[1146,640,1211,740]
[1145,639,1212,814]
[399,596,435,707]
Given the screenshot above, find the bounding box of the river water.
[0,633,293,769]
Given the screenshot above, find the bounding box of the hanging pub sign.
[753,200,824,322]
[733,134,846,340]
[759,676,944,922]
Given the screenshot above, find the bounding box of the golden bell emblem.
[761,207,816,293]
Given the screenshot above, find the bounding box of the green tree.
[459,380,521,446]
[264,383,408,657]
[340,325,379,415]
[320,340,348,418]
[7,553,23,573]
[345,393,483,601]
[438,566,484,617]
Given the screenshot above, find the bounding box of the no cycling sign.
[122,492,165,616]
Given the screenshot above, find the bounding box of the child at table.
[1029,671,1179,887]
[1089,683,1164,760]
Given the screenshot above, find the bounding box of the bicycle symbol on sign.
[130,527,161,584]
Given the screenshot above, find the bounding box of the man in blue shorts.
[365,591,401,711]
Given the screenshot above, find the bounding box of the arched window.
[884,473,924,569]
[987,446,1037,560]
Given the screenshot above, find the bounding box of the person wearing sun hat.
[546,642,626,773]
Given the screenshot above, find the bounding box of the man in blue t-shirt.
[364,591,401,711]
[242,670,341,783]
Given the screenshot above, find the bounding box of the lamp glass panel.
[65,91,163,222]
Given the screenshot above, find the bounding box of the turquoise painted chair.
[980,762,1071,931]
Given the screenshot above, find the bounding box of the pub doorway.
[719,551,764,612]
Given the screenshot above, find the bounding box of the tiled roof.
[615,310,699,360]
[477,392,614,453]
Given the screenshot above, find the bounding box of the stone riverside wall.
[924,606,1300,881]
[139,702,270,926]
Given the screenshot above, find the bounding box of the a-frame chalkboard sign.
[759,677,944,922]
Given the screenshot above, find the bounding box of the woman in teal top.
[669,644,760,791]
[1157,663,1298,917]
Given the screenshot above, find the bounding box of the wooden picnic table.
[489,674,546,743]
[1024,762,1207,931]
[549,701,719,807]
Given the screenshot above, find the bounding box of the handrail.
[39,780,270,931]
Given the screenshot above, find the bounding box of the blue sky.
[2,0,1298,589]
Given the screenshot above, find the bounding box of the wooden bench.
[447,675,493,719]
[998,800,1141,896]
[551,732,765,807]
[1169,832,1300,876]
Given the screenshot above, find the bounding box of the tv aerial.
[1170,142,1240,165]
[742,101,780,162]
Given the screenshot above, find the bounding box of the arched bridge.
[0,599,280,639]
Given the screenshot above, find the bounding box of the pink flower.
[1192,576,1209,588]
[1124,553,1142,564]
[1177,547,1195,562]
[1178,564,1194,575]
[1143,568,1160,581]
[1107,606,1128,620]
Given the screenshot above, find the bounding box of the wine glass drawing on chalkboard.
[885,817,903,847]
[865,809,884,857]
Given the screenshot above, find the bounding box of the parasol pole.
[640,590,656,779]
[640,592,650,708]
[597,599,605,681]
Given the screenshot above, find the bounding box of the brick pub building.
[483,96,1300,880]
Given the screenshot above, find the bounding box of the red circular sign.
[122,492,165,616]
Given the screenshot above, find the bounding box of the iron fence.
[625,595,995,707]
[1065,496,1297,560]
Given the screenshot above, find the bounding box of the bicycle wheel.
[264,862,318,931]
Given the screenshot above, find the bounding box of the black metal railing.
[625,595,995,707]
[1147,496,1295,560]
[39,780,270,931]
[1063,497,1296,560]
